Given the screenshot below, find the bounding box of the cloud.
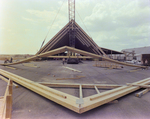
[84,0,150,31]
[22,16,38,23]
[81,0,150,51]
[1,0,150,54]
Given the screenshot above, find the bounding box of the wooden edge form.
[126,83,150,88]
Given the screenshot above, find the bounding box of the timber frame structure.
[36,0,122,57]
[0,46,147,69]
[0,69,150,114]
[36,21,122,57]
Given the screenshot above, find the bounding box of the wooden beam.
[80,77,150,113]
[0,79,13,119]
[1,46,66,66]
[135,88,150,98]
[37,82,123,89]
[94,86,100,94]
[5,94,12,119]
[5,66,16,70]
[79,85,83,98]
[56,76,85,80]
[62,66,82,73]
[126,83,150,88]
[64,46,147,69]
[22,63,39,68]
[0,75,18,88]
[36,22,70,54]
[48,56,92,59]
[0,69,80,113]
[1,46,147,69]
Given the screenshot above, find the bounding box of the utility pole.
[68,0,75,48]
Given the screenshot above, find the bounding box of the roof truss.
[36,21,121,56]
[0,46,147,69]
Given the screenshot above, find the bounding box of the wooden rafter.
[0,46,147,69]
[36,21,121,56]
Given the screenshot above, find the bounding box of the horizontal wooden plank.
[37,82,123,89]
[48,56,92,59]
[126,83,150,88]
[62,66,82,72]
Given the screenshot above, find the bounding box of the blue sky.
[0,0,150,54]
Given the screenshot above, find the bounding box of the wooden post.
[9,80,13,95]
[5,94,12,119]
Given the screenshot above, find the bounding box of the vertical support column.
[5,95,12,119]
[5,79,13,119]
[9,80,13,95]
[76,84,84,108]
[79,85,83,99]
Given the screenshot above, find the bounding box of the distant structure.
[36,0,122,59]
[122,46,150,66]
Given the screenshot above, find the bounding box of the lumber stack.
[94,61,122,69]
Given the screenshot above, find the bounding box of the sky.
[0,0,150,54]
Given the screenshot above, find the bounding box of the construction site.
[0,0,150,119]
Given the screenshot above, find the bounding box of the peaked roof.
[36,21,122,55]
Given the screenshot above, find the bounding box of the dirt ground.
[0,60,150,119]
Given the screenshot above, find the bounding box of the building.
[122,46,150,65]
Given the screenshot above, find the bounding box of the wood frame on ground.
[0,69,149,114]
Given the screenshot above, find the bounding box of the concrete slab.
[0,60,150,119]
